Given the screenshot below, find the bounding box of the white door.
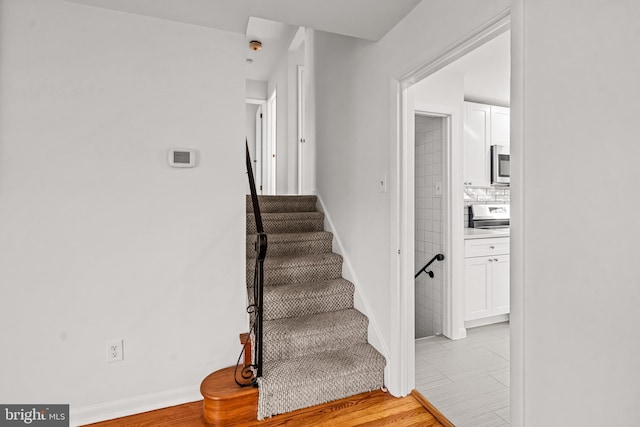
[264,90,277,195]
[297,65,305,194]
[255,105,264,194]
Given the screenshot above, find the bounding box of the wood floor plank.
[83,389,447,427]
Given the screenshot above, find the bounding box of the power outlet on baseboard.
[106,339,124,363]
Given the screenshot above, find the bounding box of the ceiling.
[63,0,422,41]
[245,18,298,82]
[444,30,511,106]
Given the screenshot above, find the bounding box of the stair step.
[247,231,333,258]
[247,211,324,234]
[257,343,386,419]
[263,309,368,362]
[246,195,318,213]
[261,278,355,320]
[247,253,343,287]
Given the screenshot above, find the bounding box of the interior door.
[255,105,263,194]
[297,65,305,194]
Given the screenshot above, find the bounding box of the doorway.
[414,113,447,339]
[394,10,512,426]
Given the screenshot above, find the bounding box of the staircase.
[246,195,386,420]
[200,194,386,424]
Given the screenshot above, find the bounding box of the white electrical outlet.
[106,339,124,363]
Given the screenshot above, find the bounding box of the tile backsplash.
[464,187,510,227]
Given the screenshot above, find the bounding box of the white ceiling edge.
[62,0,422,41]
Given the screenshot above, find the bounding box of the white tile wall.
[415,115,445,338]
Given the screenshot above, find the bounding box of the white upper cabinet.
[490,106,511,148]
[463,102,510,186]
[464,102,491,187]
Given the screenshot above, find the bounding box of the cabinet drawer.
[464,237,510,257]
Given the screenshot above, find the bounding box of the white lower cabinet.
[464,237,510,321]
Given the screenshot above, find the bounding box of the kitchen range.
[463,204,510,326]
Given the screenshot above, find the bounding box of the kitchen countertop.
[464,228,510,239]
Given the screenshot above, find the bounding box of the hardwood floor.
[82,390,450,427]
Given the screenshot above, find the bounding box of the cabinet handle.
[490,246,495,249]
[493,258,499,262]
[488,258,494,262]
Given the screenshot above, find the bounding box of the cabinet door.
[491,255,510,315]
[490,106,510,148]
[463,102,491,186]
[464,257,491,321]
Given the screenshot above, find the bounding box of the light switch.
[435,181,443,196]
[379,175,387,193]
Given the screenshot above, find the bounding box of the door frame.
[389,7,511,399]
[247,98,266,194]
[412,106,460,342]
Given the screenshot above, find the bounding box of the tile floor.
[415,322,510,427]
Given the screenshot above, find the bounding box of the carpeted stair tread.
[261,278,354,320]
[247,253,343,287]
[247,231,333,258]
[247,211,324,234]
[263,308,368,362]
[242,194,386,420]
[247,195,318,213]
[257,343,385,419]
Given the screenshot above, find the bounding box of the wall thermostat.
[168,149,196,168]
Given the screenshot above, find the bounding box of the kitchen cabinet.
[490,106,511,148]
[463,102,510,186]
[464,237,510,321]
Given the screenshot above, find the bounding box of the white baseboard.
[70,385,201,426]
[464,314,510,329]
[313,193,392,385]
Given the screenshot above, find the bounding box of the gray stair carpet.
[246,195,386,420]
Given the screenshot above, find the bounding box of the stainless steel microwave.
[491,145,510,185]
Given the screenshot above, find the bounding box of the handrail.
[235,141,267,387]
[415,254,444,279]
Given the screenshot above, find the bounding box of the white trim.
[246,97,266,105]
[510,1,525,425]
[70,385,201,427]
[314,193,392,390]
[398,9,512,86]
[391,8,512,397]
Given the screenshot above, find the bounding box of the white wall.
[513,1,640,425]
[311,0,510,394]
[246,79,267,101]
[0,0,247,422]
